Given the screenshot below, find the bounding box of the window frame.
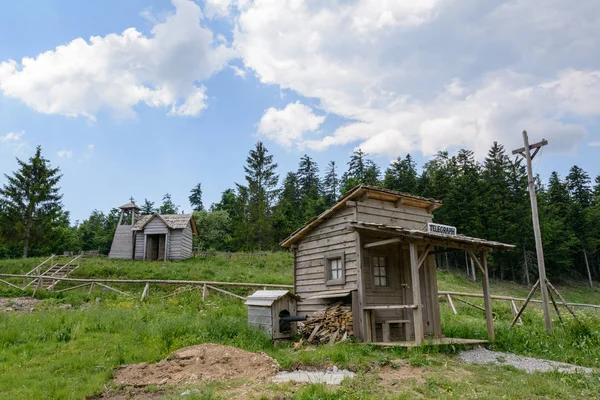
[324,252,346,286]
[371,255,391,289]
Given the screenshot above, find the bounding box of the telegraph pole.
[512,130,552,331]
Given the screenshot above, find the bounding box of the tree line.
[1,142,599,284]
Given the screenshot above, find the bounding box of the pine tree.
[236,142,279,250]
[340,149,381,194]
[189,183,204,212]
[0,146,63,257]
[323,161,339,206]
[159,193,179,214]
[272,172,302,243]
[140,199,156,215]
[297,155,325,221]
[383,154,418,194]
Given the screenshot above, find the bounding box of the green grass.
[0,253,599,399]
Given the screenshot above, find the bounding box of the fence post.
[88,282,95,296]
[202,284,208,301]
[141,282,150,301]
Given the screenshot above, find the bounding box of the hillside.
[0,253,599,399]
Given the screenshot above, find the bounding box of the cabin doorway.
[146,234,166,261]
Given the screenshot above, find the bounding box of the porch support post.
[354,231,367,341]
[480,250,494,341]
[409,242,423,345]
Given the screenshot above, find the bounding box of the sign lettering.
[427,223,457,236]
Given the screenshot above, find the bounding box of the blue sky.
[0,0,599,222]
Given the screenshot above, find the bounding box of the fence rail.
[439,290,599,321]
[0,273,292,301]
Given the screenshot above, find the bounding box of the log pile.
[299,302,353,345]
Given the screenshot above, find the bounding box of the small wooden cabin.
[108,201,198,261]
[281,185,513,346]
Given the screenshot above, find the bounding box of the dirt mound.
[377,360,427,386]
[114,344,280,387]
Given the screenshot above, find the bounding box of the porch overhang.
[349,221,515,252]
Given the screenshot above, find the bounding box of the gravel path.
[459,347,594,375]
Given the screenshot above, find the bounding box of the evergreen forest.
[1,142,599,285]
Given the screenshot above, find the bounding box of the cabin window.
[324,252,345,285]
[373,256,388,286]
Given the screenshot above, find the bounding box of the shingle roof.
[119,201,141,210]
[132,214,197,234]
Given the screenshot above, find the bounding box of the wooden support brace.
[510,300,522,325]
[0,279,25,291]
[205,285,246,301]
[55,283,92,293]
[545,280,583,325]
[467,250,485,274]
[202,284,208,301]
[96,282,129,296]
[547,289,564,325]
[446,293,457,315]
[509,279,540,328]
[417,244,432,269]
[141,282,150,301]
[88,282,95,296]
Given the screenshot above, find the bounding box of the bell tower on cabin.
[108,200,141,259]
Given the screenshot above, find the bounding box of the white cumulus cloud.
[0,0,235,120]
[0,131,24,143]
[57,150,73,159]
[258,102,325,149]
[235,0,600,157]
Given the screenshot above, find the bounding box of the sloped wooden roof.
[351,221,515,250]
[119,201,141,210]
[280,185,442,247]
[132,214,198,235]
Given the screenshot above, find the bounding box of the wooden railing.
[0,273,293,301]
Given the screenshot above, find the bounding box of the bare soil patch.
[114,344,280,387]
[377,360,428,386]
[0,297,41,312]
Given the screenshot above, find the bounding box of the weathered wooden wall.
[293,197,442,340]
[294,206,357,314]
[145,218,169,234]
[170,221,193,261]
[108,225,134,259]
[248,306,273,335]
[134,234,145,260]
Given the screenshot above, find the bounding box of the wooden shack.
[245,290,301,339]
[109,201,198,261]
[281,185,514,346]
[131,214,198,261]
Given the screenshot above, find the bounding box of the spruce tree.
[340,149,381,193]
[0,146,63,257]
[159,193,179,214]
[272,172,302,243]
[236,142,279,250]
[323,161,339,206]
[383,154,418,194]
[140,199,156,215]
[189,183,204,212]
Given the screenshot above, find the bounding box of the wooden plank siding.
[294,207,358,314]
[169,221,193,261]
[356,198,431,230]
[108,225,134,259]
[134,234,145,260]
[144,218,169,234]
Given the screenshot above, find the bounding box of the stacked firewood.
[299,302,353,345]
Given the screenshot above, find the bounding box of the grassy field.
[0,253,599,399]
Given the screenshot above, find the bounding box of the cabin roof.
[281,185,442,247]
[351,221,515,250]
[132,214,198,235]
[245,290,300,307]
[119,201,141,210]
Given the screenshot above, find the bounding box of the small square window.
[324,253,345,285]
[373,256,388,287]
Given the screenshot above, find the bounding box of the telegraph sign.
[428,223,457,236]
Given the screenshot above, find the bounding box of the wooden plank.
[364,238,402,249]
[205,285,246,300]
[417,244,432,269]
[382,322,391,343]
[480,251,494,341]
[363,304,417,310]
[409,242,423,345]
[446,293,457,315]
[509,279,540,328]
[355,231,367,342]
